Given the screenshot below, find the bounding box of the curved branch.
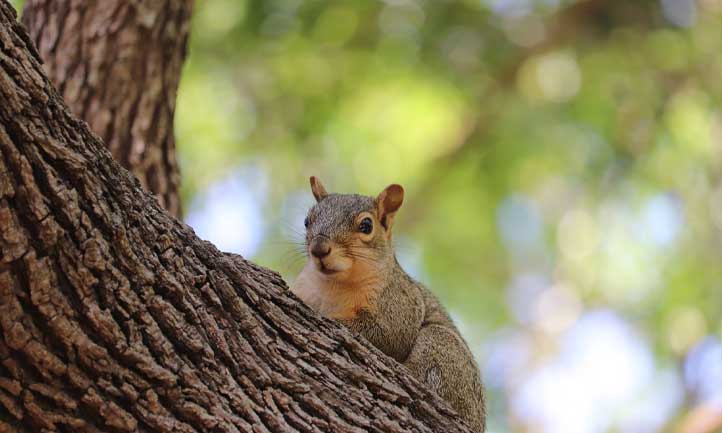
[0,3,473,433]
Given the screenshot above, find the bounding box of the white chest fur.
[290,262,379,320]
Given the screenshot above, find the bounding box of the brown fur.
[291,178,486,432]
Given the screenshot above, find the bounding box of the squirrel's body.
[291,178,485,432]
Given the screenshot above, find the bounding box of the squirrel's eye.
[304,217,309,228]
[359,217,373,235]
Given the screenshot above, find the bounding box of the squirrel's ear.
[377,184,404,231]
[310,176,328,202]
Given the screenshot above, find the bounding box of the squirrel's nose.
[310,240,331,259]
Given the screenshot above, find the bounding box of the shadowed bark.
[0,3,474,433]
[21,0,192,217]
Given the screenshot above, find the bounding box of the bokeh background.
[10,0,722,432]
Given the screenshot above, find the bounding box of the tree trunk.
[20,0,191,217]
[0,4,473,433]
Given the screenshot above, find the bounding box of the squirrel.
[291,176,486,432]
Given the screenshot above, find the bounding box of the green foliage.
[179,1,722,431]
[9,0,23,14]
[176,0,722,426]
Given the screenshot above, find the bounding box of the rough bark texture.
[20,0,191,217]
[0,4,474,433]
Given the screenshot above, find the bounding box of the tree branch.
[0,3,473,432]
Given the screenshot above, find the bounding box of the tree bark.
[0,4,473,433]
[20,0,191,217]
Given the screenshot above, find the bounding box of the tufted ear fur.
[310,176,328,202]
[376,184,404,232]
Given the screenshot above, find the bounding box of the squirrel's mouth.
[310,250,352,276]
[318,262,340,275]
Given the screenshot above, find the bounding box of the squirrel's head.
[302,176,404,280]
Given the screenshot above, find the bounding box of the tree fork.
[0,4,473,433]
[21,0,192,217]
